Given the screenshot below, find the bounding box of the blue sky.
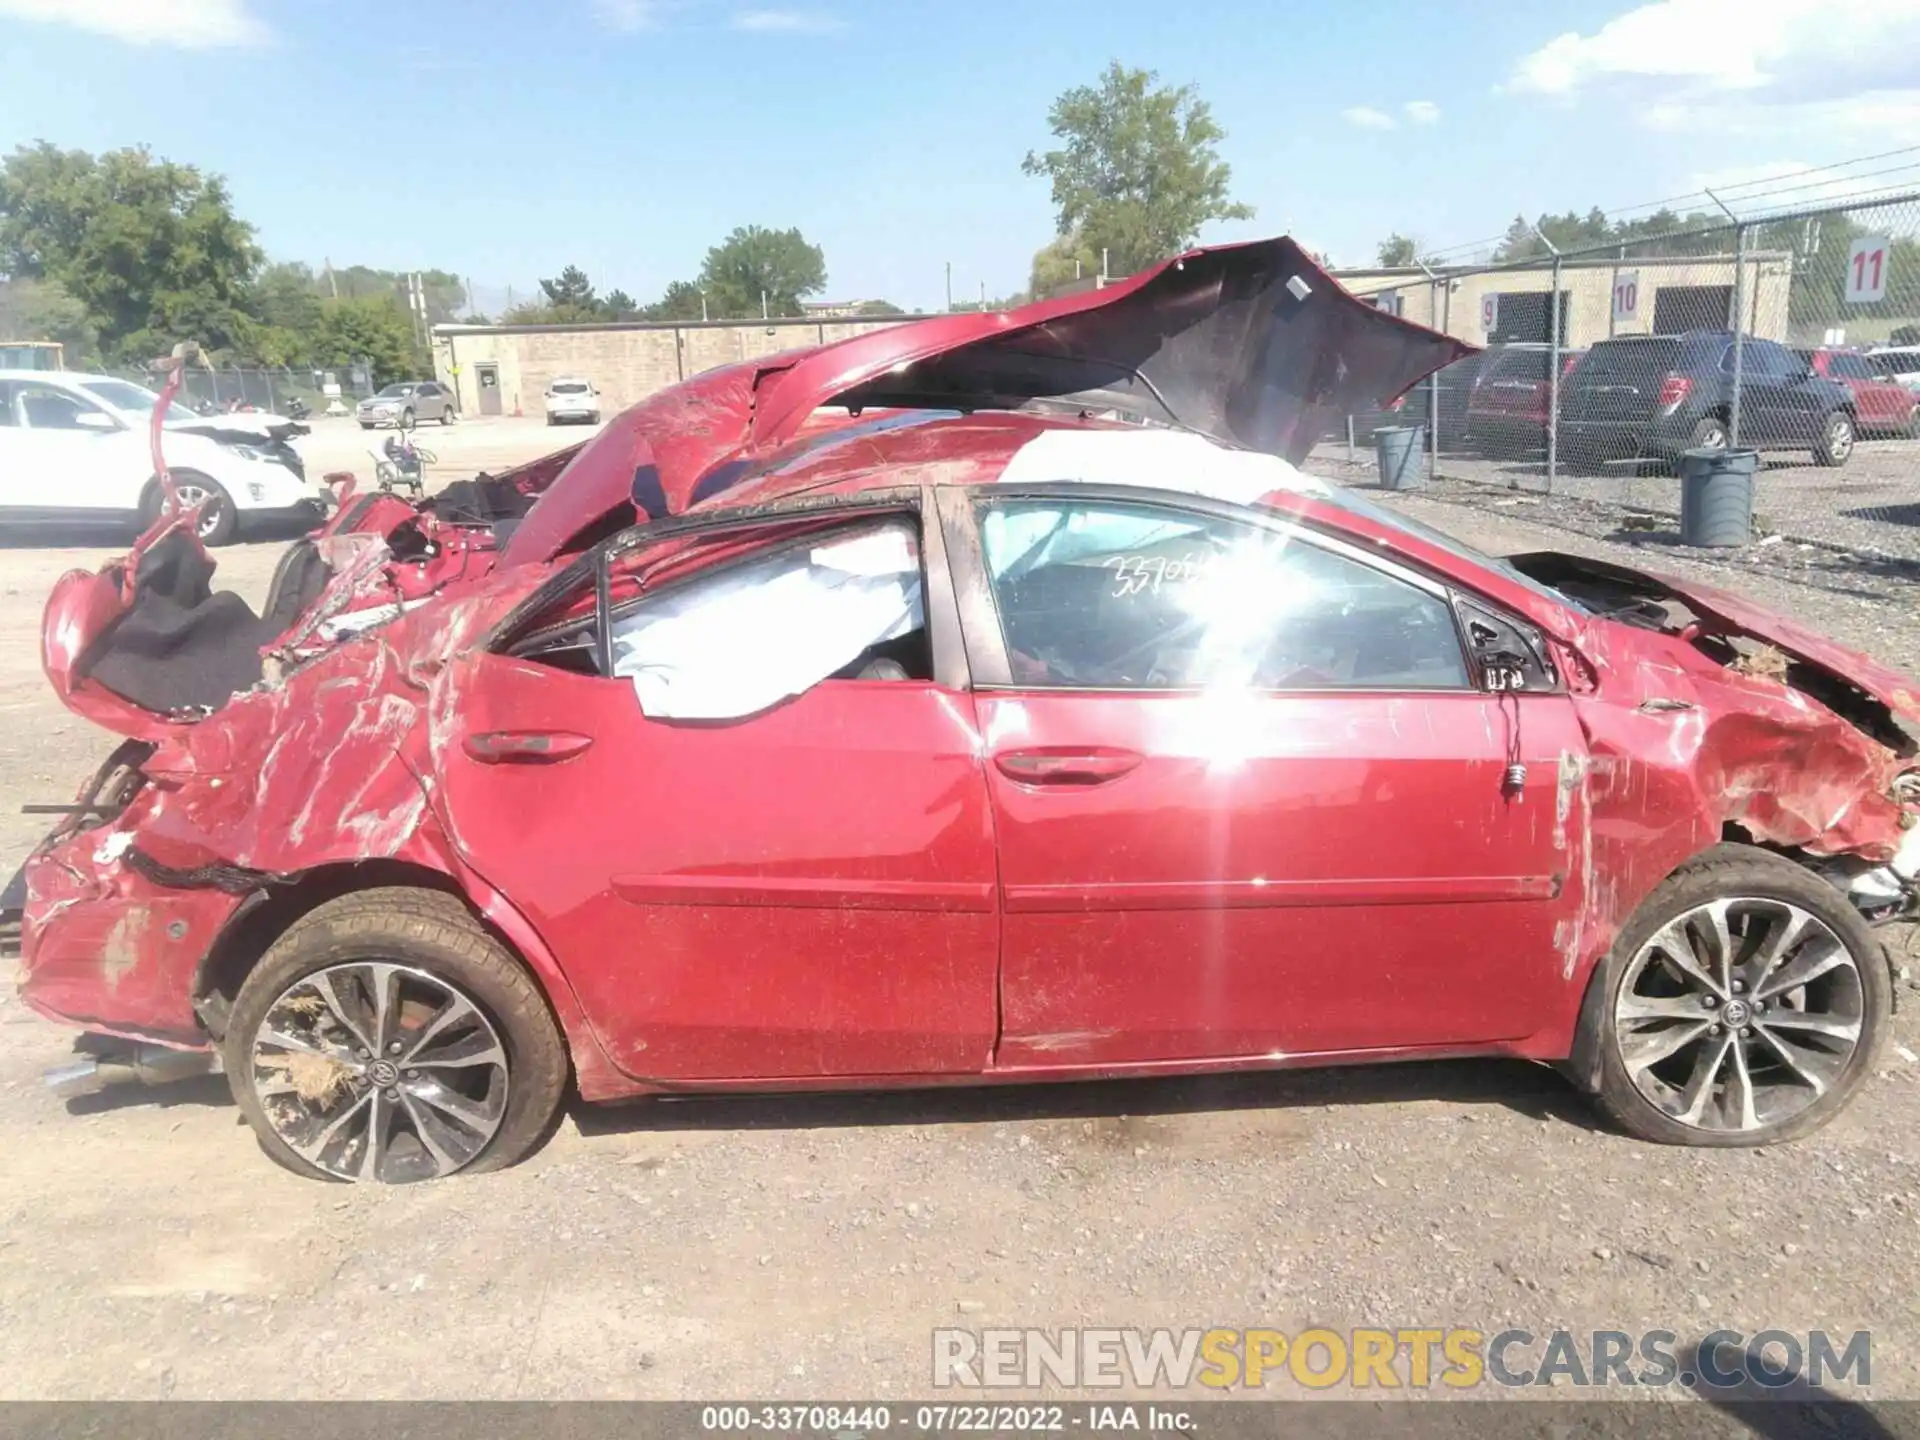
[2,0,1916,312]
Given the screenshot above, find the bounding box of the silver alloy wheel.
[173,480,225,539]
[1696,421,1728,448]
[250,961,510,1183]
[1826,414,1855,461]
[1614,898,1863,1134]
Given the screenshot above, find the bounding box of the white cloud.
[592,0,662,30]
[1506,0,1920,140]
[732,8,841,30]
[1403,100,1441,125]
[0,0,267,46]
[1341,106,1397,131]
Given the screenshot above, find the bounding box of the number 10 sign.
[1846,236,1891,304]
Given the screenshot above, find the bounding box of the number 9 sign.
[1480,294,1499,334]
[1846,236,1890,304]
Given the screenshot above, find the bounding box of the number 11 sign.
[1846,236,1890,304]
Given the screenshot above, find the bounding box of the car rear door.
[433,502,1002,1082]
[942,487,1588,1068]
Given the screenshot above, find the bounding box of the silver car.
[357,381,456,429]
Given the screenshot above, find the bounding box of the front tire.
[1815,410,1856,467]
[141,471,237,545]
[223,888,569,1183]
[1590,845,1888,1147]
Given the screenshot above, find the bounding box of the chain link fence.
[1316,190,1920,559]
[106,362,380,418]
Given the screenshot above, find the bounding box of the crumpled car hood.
[170,415,306,445]
[502,235,1472,565]
[1512,551,1920,731]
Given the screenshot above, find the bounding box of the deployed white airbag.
[611,521,923,721]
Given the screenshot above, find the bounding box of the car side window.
[1833,354,1876,380]
[974,499,1469,691]
[607,518,929,721]
[16,384,105,430]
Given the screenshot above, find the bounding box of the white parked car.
[0,371,331,545]
[1869,347,1920,397]
[545,377,602,425]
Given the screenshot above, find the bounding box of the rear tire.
[1589,845,1888,1148]
[223,888,569,1183]
[440,407,455,426]
[1815,411,1856,467]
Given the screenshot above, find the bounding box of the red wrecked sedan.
[11,237,1920,1183]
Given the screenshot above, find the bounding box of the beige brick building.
[432,315,905,419]
[1336,252,1791,351]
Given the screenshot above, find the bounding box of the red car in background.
[1464,344,1585,454]
[11,237,1920,1184]
[1801,348,1919,438]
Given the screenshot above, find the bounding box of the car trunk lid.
[501,235,1475,564]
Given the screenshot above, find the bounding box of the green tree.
[646,279,707,321]
[0,141,262,361]
[326,265,466,324]
[697,226,827,318]
[1028,231,1100,297]
[603,288,641,320]
[539,265,598,313]
[0,276,98,363]
[1374,234,1419,267]
[307,295,420,384]
[1021,61,1252,280]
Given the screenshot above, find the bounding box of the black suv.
[1560,331,1857,468]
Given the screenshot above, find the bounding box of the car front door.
[2,381,143,516]
[943,488,1588,1068]
[435,503,1001,1082]
[416,383,445,420]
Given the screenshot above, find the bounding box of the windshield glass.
[376,384,417,397]
[1309,483,1588,612]
[77,379,201,426]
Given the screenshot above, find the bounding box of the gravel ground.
[4,419,1920,1421]
[1309,433,1920,563]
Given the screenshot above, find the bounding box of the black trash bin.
[1678,447,1758,548]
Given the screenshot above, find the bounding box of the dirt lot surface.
[4,416,1920,1415]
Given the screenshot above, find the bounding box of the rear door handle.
[995,748,1142,786]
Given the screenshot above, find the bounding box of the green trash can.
[1374,425,1426,490]
[1678,446,1758,547]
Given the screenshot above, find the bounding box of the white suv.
[545,378,602,425]
[0,371,330,545]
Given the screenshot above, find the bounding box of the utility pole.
[761,290,769,320]
[1101,248,1109,282]
[980,280,987,310]
[700,289,709,323]
[945,261,953,313]
[323,258,339,300]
